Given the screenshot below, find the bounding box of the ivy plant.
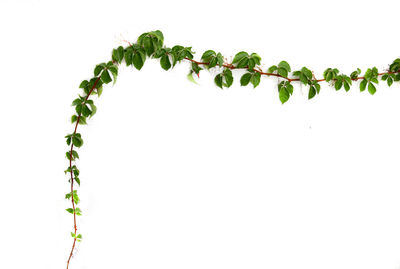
[65,29,400,269]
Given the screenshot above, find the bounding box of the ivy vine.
[65,29,400,268]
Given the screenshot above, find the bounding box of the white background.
[1,0,400,268]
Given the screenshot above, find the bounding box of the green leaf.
[72,134,83,148]
[237,57,249,68]
[214,74,223,89]
[143,36,154,56]
[108,65,118,85]
[79,116,87,125]
[360,79,367,92]
[112,46,124,63]
[299,73,308,85]
[160,54,171,70]
[250,53,262,65]
[71,115,78,124]
[88,103,97,118]
[344,81,350,92]
[240,73,252,86]
[302,67,313,79]
[278,61,291,72]
[232,51,249,64]
[223,69,233,87]
[279,88,290,104]
[287,83,294,95]
[308,86,316,99]
[247,58,256,70]
[277,67,288,78]
[101,70,112,84]
[75,208,82,216]
[268,65,278,73]
[132,52,144,70]
[368,82,376,95]
[82,105,92,117]
[96,85,103,97]
[66,208,74,214]
[73,192,79,204]
[201,50,216,62]
[94,64,105,76]
[335,80,343,90]
[207,57,217,68]
[79,80,88,89]
[124,47,133,66]
[315,83,321,94]
[216,52,224,67]
[250,72,261,88]
[388,77,393,87]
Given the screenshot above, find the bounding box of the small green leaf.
[268,65,278,73]
[232,51,249,64]
[299,74,308,85]
[72,134,83,148]
[214,74,223,89]
[216,52,224,67]
[223,69,233,87]
[278,61,291,72]
[101,70,112,84]
[237,57,249,68]
[279,88,290,104]
[79,116,87,125]
[250,72,261,88]
[360,79,367,92]
[335,80,343,90]
[387,77,393,87]
[132,52,144,70]
[160,54,171,70]
[308,86,316,99]
[250,53,262,65]
[79,80,88,89]
[302,67,313,79]
[315,83,321,94]
[201,50,216,62]
[94,64,105,76]
[344,81,350,92]
[240,73,252,86]
[66,208,74,214]
[143,37,154,56]
[277,67,288,78]
[75,208,82,216]
[368,82,376,95]
[82,105,92,117]
[247,58,256,70]
[73,192,79,204]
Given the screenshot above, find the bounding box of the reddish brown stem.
[183,57,398,83]
[66,76,101,269]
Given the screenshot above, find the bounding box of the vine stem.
[182,57,398,82]
[66,76,101,269]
